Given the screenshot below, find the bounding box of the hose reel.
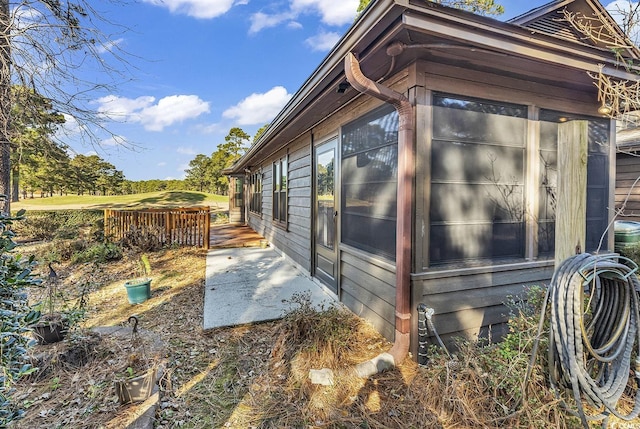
[547,253,640,427]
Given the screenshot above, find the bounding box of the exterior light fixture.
[337,82,350,93]
[598,102,612,115]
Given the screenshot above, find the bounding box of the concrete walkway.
[203,246,336,330]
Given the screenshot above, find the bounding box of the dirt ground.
[10,239,639,428]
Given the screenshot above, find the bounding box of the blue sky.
[59,0,624,181]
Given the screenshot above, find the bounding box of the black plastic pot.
[32,321,67,345]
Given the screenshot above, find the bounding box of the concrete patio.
[203,226,336,330]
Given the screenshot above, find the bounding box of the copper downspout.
[345,52,414,376]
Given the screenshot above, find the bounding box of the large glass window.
[430,94,528,265]
[341,105,398,260]
[273,157,287,223]
[249,171,262,214]
[538,110,610,254]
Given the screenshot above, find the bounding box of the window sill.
[413,258,554,281]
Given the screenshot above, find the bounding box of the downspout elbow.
[344,52,413,126]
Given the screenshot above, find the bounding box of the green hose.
[548,253,640,428]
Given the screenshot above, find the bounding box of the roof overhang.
[225,0,640,174]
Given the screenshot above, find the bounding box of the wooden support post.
[555,120,588,268]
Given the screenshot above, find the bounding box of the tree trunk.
[0,0,9,213]
[11,163,18,202]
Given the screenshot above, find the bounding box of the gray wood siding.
[248,135,312,271]
[616,153,640,221]
[411,261,554,347]
[340,248,396,342]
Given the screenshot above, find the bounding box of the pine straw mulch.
[10,244,640,428]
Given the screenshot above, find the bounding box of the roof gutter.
[344,52,414,376]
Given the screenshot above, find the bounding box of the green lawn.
[12,190,228,211]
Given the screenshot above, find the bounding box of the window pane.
[317,150,335,250]
[430,94,526,265]
[281,161,287,191]
[273,192,279,220]
[537,111,610,254]
[342,106,399,156]
[279,190,287,222]
[430,222,524,263]
[274,162,281,191]
[341,105,398,260]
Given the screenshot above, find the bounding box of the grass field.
[12,190,228,211]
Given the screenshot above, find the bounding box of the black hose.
[547,253,640,428]
[416,303,450,366]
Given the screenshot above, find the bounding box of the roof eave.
[224,0,404,174]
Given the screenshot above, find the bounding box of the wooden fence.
[104,207,211,249]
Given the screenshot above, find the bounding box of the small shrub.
[212,212,229,225]
[15,213,64,240]
[13,210,103,242]
[33,239,89,262]
[275,292,363,362]
[618,242,640,267]
[118,225,164,252]
[71,242,123,264]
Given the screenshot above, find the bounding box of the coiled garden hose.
[545,253,640,428]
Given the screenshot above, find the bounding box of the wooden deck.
[209,224,265,248]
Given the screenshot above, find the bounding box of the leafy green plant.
[0,208,42,426]
[138,254,151,280]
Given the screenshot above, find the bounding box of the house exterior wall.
[241,56,614,350]
[410,59,614,348]
[313,73,409,340]
[247,134,313,271]
[616,152,640,221]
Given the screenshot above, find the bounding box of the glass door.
[314,139,338,293]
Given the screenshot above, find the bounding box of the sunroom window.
[341,105,398,260]
[538,110,610,254]
[429,94,527,265]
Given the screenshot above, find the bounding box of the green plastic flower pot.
[124,279,151,304]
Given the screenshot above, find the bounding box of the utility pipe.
[344,52,415,376]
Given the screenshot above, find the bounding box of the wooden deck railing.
[104,207,211,249]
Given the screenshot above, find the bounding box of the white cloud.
[304,30,341,52]
[142,0,240,19]
[223,86,292,125]
[158,161,167,167]
[291,0,359,26]
[249,0,359,34]
[58,114,82,136]
[249,11,294,34]
[96,94,210,131]
[177,146,197,155]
